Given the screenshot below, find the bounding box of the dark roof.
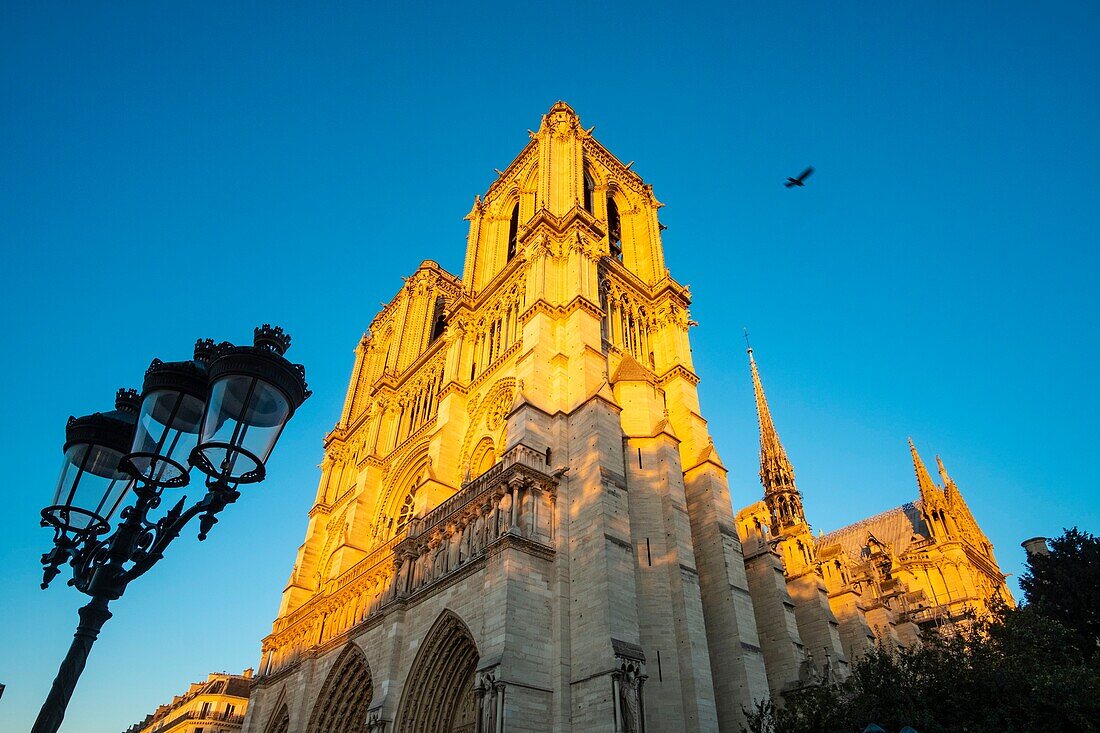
[816,501,929,559]
[224,677,252,698]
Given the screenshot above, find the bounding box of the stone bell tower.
[244,102,768,733]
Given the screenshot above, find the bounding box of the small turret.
[910,439,949,541]
[1021,537,1050,557]
[936,454,985,546]
[936,454,960,501]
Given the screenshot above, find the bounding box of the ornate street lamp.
[33,326,309,733]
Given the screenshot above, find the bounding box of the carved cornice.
[518,295,602,325]
[308,503,333,518]
[563,294,605,320]
[333,409,372,447]
[324,424,348,446]
[486,531,556,562]
[380,334,448,396]
[367,263,463,335]
[438,381,469,400]
[601,258,689,307]
[518,298,557,324]
[658,364,700,386]
[361,455,385,470]
[521,206,608,249]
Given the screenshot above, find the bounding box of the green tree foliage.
[1019,527,1100,661]
[743,528,1100,733]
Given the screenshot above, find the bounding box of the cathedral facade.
[241,103,1010,733]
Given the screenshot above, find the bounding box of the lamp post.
[34,325,309,733]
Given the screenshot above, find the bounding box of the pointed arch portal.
[264,704,290,733]
[307,644,374,733]
[395,610,480,733]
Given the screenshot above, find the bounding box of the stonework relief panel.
[459,378,516,482]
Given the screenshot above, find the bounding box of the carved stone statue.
[366,706,387,733]
[619,669,641,733]
[798,649,822,686]
[477,671,497,733]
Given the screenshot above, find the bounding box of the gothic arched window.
[583,171,594,213]
[506,202,519,261]
[397,488,417,532]
[607,195,622,260]
[598,276,611,342]
[430,296,447,342]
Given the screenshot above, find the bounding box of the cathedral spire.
[911,439,951,542]
[909,438,943,504]
[749,347,805,529]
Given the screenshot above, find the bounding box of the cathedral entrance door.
[306,644,374,733]
[394,610,480,732]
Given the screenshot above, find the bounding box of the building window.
[397,489,417,532]
[506,203,519,261]
[226,704,236,717]
[583,171,594,213]
[607,196,622,260]
[200,702,211,717]
[430,296,446,341]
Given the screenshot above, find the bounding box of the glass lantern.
[43,389,140,535]
[123,357,208,488]
[191,325,310,484]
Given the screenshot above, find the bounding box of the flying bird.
[785,166,814,188]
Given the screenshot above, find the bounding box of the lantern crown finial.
[193,338,218,366]
[114,388,140,414]
[254,324,291,355]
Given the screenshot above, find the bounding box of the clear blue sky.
[2,2,1097,730]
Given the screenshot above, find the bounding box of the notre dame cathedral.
[241,103,1012,733]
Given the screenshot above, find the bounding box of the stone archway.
[470,437,497,479]
[394,610,479,733]
[307,644,373,733]
[263,704,290,733]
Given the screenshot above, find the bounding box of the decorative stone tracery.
[306,644,374,733]
[458,378,516,477]
[394,610,480,733]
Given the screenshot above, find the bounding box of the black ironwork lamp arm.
[33,477,243,733]
[42,476,243,596]
[118,480,240,586]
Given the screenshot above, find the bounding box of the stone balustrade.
[392,444,556,599]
